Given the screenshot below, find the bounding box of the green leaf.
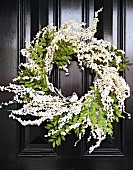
[116,117,119,122]
[58,136,61,145]
[54,120,58,126]
[41,42,47,46]
[82,101,91,105]
[56,139,59,146]
[33,85,40,89]
[108,122,113,128]
[40,38,46,42]
[61,135,65,141]
[74,128,79,134]
[107,128,113,136]
[52,141,56,148]
[87,96,94,100]
[91,102,97,108]
[73,115,78,123]
[48,139,55,142]
[45,124,53,128]
[18,71,23,76]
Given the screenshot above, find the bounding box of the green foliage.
[18,29,56,94]
[44,84,126,148]
[119,57,132,71]
[18,67,48,93]
[83,43,131,72]
[53,40,75,66]
[18,29,77,97]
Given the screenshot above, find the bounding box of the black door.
[0,0,133,170]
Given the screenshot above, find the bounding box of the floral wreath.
[0,8,131,153]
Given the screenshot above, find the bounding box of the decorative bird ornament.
[69,92,78,103]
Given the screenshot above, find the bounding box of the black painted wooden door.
[0,0,133,170]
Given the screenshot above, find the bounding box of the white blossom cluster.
[0,8,131,153]
[45,8,103,75]
[94,67,130,120]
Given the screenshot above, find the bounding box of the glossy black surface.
[0,0,133,170]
